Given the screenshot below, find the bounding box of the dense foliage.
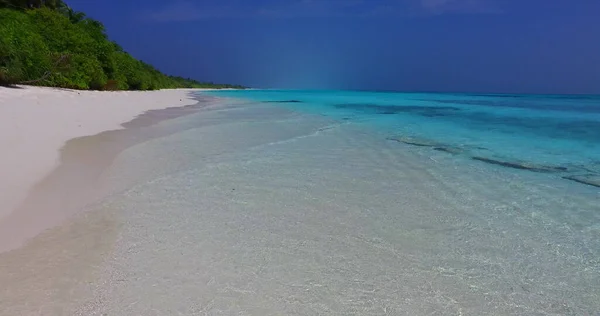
[0,0,244,90]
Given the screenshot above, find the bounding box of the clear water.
[80,91,600,315]
[206,90,600,180]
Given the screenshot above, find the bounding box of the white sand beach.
[0,88,598,315]
[0,85,198,252]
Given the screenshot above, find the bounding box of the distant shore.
[0,85,207,252]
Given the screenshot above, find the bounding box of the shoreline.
[0,86,209,253]
[0,89,598,314]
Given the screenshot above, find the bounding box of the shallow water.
[76,92,599,315]
[207,90,600,178]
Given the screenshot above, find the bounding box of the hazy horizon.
[233,88,600,96]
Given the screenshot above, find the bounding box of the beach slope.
[0,86,198,251]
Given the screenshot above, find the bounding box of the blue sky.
[69,0,600,93]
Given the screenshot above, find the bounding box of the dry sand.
[0,85,199,252]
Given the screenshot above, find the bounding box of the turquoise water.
[81,92,599,315]
[206,90,600,188]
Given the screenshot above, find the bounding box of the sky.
[68,0,600,94]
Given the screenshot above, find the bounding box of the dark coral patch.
[472,156,568,173]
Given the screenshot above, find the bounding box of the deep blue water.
[204,90,600,188]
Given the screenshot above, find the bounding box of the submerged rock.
[334,103,460,116]
[433,146,465,155]
[562,175,600,188]
[471,156,568,173]
[388,136,466,155]
[265,100,303,103]
[387,136,441,147]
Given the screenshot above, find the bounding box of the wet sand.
[0,86,201,227]
[0,93,225,314]
[0,97,211,252]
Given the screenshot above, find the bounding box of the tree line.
[0,0,245,90]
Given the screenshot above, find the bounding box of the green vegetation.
[0,0,244,90]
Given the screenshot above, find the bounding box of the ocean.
[76,90,599,315]
[207,90,600,186]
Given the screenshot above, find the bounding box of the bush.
[0,8,52,84]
